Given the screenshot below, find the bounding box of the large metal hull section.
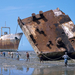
[18,8,75,60]
[0,33,23,52]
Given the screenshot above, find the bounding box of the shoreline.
[0,51,75,69]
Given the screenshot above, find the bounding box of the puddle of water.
[32,66,75,75]
[0,66,75,75]
[0,67,34,75]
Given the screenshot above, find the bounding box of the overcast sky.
[0,0,75,51]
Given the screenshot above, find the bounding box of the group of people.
[0,51,70,66]
[13,51,30,61]
[0,52,5,57]
[0,51,30,62]
[15,51,30,61]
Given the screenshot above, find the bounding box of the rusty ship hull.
[18,8,75,60]
[0,33,23,52]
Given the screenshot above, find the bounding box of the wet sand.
[0,51,75,75]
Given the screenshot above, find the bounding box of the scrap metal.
[18,8,75,60]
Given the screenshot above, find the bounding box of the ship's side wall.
[18,22,40,54]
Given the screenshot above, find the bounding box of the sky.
[0,0,75,51]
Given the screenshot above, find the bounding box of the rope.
[15,24,18,34]
[42,54,62,60]
[68,56,75,62]
[42,54,75,61]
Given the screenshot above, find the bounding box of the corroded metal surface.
[0,33,23,52]
[18,8,75,59]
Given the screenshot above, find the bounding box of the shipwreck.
[0,26,23,52]
[18,8,75,60]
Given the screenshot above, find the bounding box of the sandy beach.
[0,51,75,75]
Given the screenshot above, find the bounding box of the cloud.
[0,4,45,12]
[0,6,21,11]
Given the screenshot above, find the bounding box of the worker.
[62,52,69,66]
[39,51,43,63]
[16,52,20,60]
[26,52,30,62]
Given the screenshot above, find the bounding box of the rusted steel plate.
[18,8,75,59]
